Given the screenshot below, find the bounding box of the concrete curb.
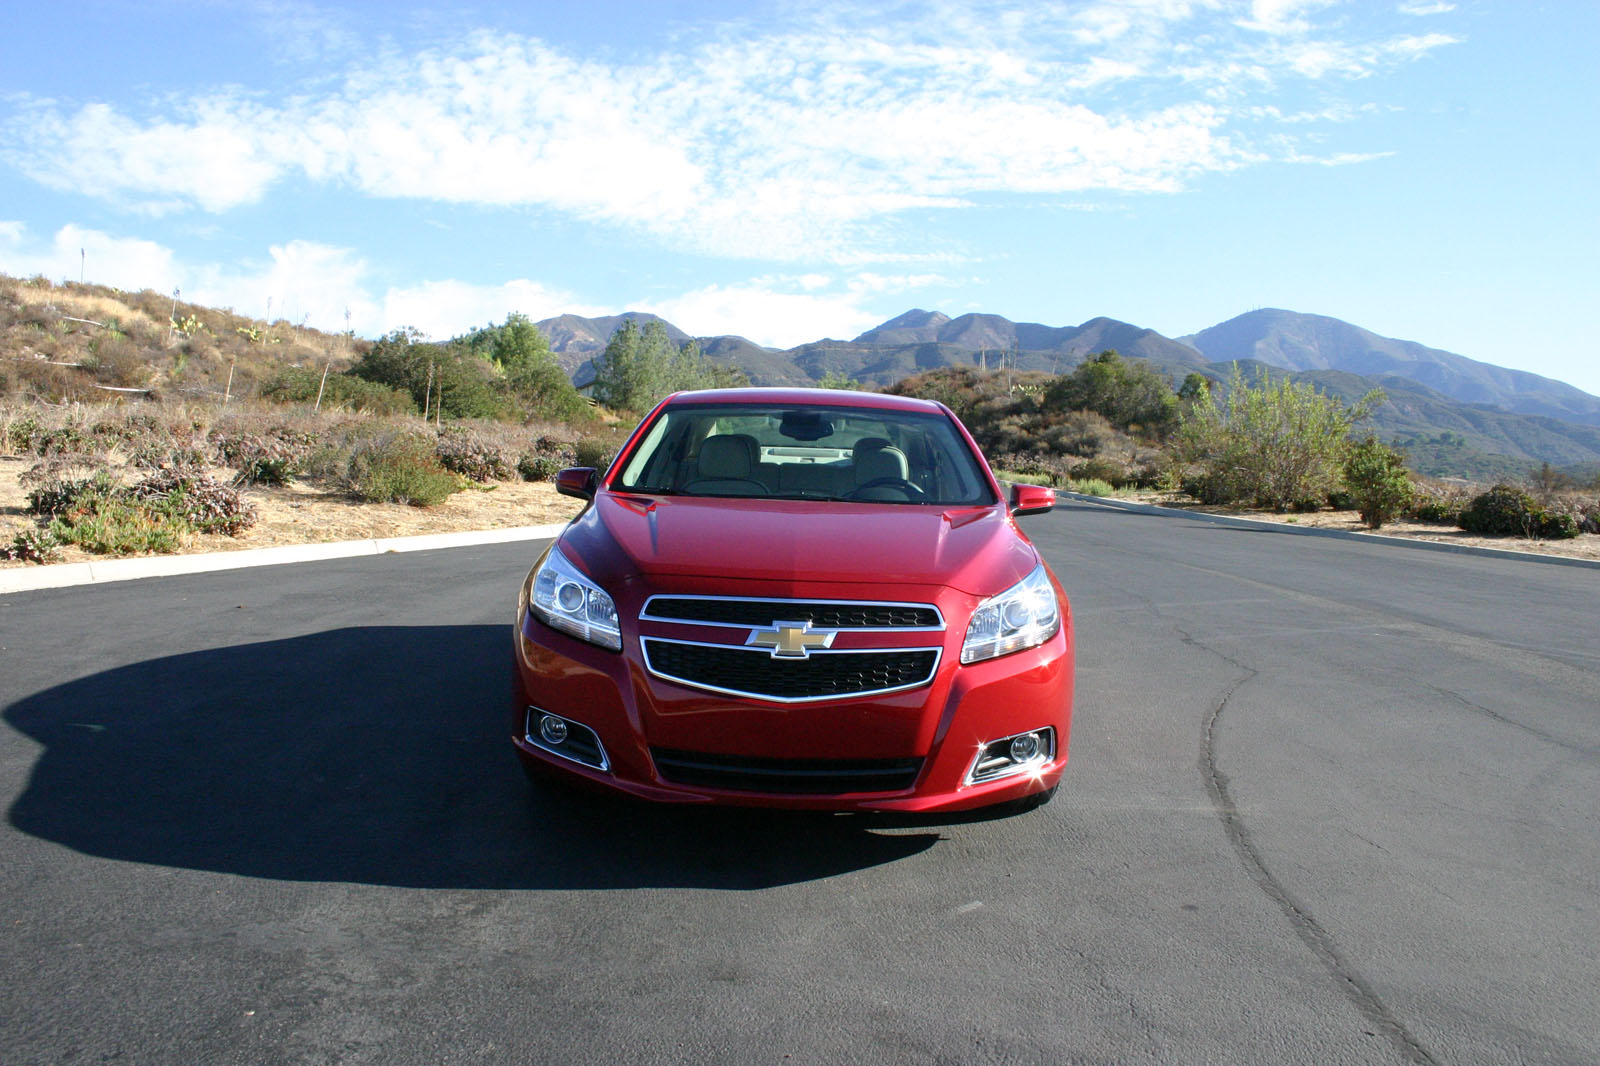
[0,522,570,595]
[1061,492,1600,571]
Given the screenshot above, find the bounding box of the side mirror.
[1008,483,1055,518]
[555,467,598,501]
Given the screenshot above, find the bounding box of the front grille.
[643,597,941,629]
[642,639,939,702]
[652,748,924,794]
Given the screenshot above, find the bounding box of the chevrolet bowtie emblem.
[746,621,837,659]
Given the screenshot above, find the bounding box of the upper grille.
[642,639,939,702]
[652,748,924,794]
[643,597,941,630]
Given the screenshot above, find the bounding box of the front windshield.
[614,403,997,506]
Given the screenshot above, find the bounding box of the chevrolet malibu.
[512,388,1073,813]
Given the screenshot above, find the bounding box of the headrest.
[855,445,908,484]
[698,435,753,479]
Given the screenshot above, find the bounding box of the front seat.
[683,435,767,496]
[851,437,912,498]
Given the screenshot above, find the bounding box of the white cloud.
[0,221,180,289]
[1398,1,1454,15]
[3,3,1462,262]
[2,222,920,347]
[380,278,604,340]
[641,281,884,348]
[0,222,589,339]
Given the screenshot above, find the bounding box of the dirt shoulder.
[0,453,584,569]
[1106,490,1600,563]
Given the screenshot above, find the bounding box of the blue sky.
[2,1,1597,395]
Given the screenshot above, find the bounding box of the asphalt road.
[2,500,1595,1066]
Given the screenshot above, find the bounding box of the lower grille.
[642,639,939,702]
[652,748,924,794]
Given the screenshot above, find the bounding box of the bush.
[261,366,416,415]
[573,437,618,471]
[1,528,61,563]
[344,432,462,506]
[5,415,40,452]
[1045,350,1178,438]
[517,453,564,482]
[1065,477,1115,497]
[129,467,258,535]
[1175,364,1381,511]
[212,432,305,486]
[1071,456,1129,488]
[1458,484,1578,540]
[436,426,513,482]
[1343,436,1413,530]
[48,492,187,555]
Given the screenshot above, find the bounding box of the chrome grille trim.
[641,637,942,703]
[640,594,945,632]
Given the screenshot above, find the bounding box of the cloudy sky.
[2,1,1596,393]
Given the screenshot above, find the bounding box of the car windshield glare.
[614,403,997,506]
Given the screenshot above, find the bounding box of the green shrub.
[573,437,618,471]
[1072,456,1128,487]
[26,470,118,516]
[5,415,40,452]
[1,528,61,563]
[1458,484,1578,539]
[49,494,186,555]
[261,366,416,415]
[1342,436,1413,529]
[517,453,564,482]
[344,433,462,506]
[1065,477,1115,497]
[127,468,257,535]
[1175,364,1380,511]
[35,425,87,456]
[131,440,209,469]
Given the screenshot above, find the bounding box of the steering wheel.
[846,477,926,500]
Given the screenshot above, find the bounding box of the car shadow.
[4,625,938,890]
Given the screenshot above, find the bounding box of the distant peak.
[878,308,950,330]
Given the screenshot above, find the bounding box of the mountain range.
[537,307,1600,477]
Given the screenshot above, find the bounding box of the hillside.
[1181,309,1600,427]
[8,272,1598,482]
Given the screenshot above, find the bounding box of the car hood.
[562,493,1038,597]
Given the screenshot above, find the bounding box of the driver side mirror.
[1008,483,1055,518]
[555,467,598,501]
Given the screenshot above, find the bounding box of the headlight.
[529,547,622,651]
[961,563,1060,664]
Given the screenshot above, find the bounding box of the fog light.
[539,714,569,745]
[966,727,1056,785]
[1010,732,1041,763]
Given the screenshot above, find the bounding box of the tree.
[490,312,553,373]
[1343,435,1413,529]
[1176,363,1381,510]
[487,313,587,421]
[1045,350,1178,437]
[590,319,743,412]
[348,328,507,420]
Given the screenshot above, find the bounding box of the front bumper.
[511,578,1073,813]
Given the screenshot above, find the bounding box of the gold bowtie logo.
[746,621,837,659]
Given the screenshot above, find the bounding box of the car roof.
[662,387,947,414]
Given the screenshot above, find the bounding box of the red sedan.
[512,388,1073,813]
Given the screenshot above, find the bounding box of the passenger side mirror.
[1008,483,1055,517]
[555,467,598,501]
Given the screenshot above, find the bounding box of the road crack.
[1179,626,1442,1066]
